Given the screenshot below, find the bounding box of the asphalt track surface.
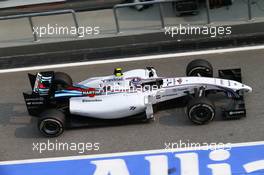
[0,49,264,161]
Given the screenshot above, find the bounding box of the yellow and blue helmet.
[114,68,123,77]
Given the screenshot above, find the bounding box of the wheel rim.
[189,104,214,123]
[188,67,212,77]
[40,119,62,136]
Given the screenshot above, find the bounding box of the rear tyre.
[187,97,215,125]
[53,72,72,91]
[38,109,66,137]
[186,59,213,77]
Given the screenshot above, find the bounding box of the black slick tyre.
[53,72,72,91]
[187,97,215,125]
[38,109,66,137]
[186,59,213,77]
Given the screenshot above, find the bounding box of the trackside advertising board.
[0,142,263,175]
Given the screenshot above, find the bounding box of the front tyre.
[187,98,215,125]
[186,59,213,77]
[38,109,66,137]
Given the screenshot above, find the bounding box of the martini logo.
[81,88,96,97]
[86,88,96,97]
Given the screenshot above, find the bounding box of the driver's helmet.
[114,68,123,77]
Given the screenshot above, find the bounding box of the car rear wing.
[23,71,54,116]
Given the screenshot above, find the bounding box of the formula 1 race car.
[23,59,252,137]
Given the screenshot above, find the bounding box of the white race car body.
[68,69,252,119]
[23,64,253,137]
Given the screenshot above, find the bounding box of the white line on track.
[1,44,264,74]
[0,141,263,165]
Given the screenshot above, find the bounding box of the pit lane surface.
[0,49,263,161]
